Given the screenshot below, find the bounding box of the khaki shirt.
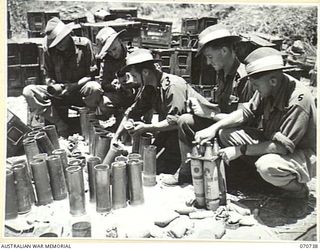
[44,36,96,83]
[215,58,253,113]
[242,74,316,153]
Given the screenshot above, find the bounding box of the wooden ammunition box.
[8,65,22,89]
[27,11,46,32]
[181,17,218,35]
[28,30,43,38]
[132,18,172,49]
[109,7,138,19]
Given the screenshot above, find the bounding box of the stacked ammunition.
[189,138,226,211]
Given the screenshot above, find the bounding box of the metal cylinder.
[5,169,18,219]
[139,133,153,158]
[68,158,82,167]
[35,131,55,155]
[102,142,122,166]
[128,153,142,161]
[42,125,60,149]
[12,164,33,214]
[94,164,112,213]
[74,155,86,169]
[190,142,205,208]
[92,129,108,156]
[30,158,53,206]
[88,122,100,155]
[72,221,91,237]
[115,155,128,163]
[13,160,36,204]
[46,155,67,200]
[23,137,40,179]
[143,145,157,186]
[203,142,220,211]
[66,165,86,216]
[127,160,144,206]
[33,153,48,161]
[52,149,68,181]
[79,107,90,141]
[85,112,97,142]
[115,155,129,202]
[111,162,127,209]
[87,156,101,203]
[27,130,40,139]
[95,133,112,161]
[131,134,140,153]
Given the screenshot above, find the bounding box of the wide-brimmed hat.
[96,27,126,59]
[196,24,240,57]
[121,48,161,72]
[244,47,294,77]
[44,17,74,49]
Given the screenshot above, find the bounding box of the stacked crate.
[27,11,60,38]
[7,39,43,96]
[132,18,172,49]
[109,7,138,19]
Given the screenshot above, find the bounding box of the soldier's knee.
[22,84,36,97]
[255,154,273,177]
[84,81,102,92]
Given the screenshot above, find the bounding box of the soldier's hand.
[218,146,242,165]
[131,121,149,136]
[194,125,218,145]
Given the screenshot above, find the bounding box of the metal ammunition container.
[35,131,55,155]
[30,158,53,206]
[79,107,90,141]
[131,134,140,153]
[128,153,142,161]
[190,142,205,208]
[66,165,86,216]
[127,160,144,205]
[94,164,111,212]
[68,158,82,167]
[72,221,91,237]
[22,137,40,179]
[115,156,129,201]
[42,125,60,149]
[52,149,68,181]
[26,130,40,139]
[111,161,127,209]
[5,169,18,219]
[92,128,108,156]
[85,112,97,142]
[143,145,157,186]
[46,155,67,200]
[213,138,227,205]
[33,153,48,161]
[12,164,33,214]
[88,121,100,155]
[115,155,128,163]
[13,160,36,204]
[102,142,122,166]
[138,133,153,158]
[95,133,112,161]
[203,142,220,211]
[87,156,101,203]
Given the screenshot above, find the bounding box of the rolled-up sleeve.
[271,105,310,153]
[164,84,187,124]
[242,90,261,120]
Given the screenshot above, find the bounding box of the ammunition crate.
[8,64,41,90]
[62,16,87,25]
[7,42,20,65]
[8,65,22,89]
[7,109,32,157]
[28,30,43,38]
[21,64,41,85]
[27,11,46,32]
[152,49,175,74]
[44,11,60,24]
[109,7,138,19]
[171,33,198,48]
[8,41,41,66]
[132,18,172,49]
[181,17,218,35]
[191,84,216,102]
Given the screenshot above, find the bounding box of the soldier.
[163,24,254,185]
[23,17,101,136]
[94,27,138,117]
[113,48,217,174]
[195,47,316,199]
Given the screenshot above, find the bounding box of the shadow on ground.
[225,158,316,228]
